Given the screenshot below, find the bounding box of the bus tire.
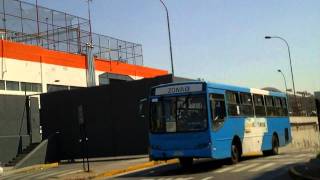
[271,134,279,155]
[179,157,193,168]
[263,134,279,156]
[230,139,241,164]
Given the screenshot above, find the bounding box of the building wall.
[0,95,41,164]
[0,40,167,95]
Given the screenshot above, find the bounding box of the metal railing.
[0,0,143,65]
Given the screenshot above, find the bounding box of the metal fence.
[0,0,143,65]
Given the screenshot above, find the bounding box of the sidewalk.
[0,155,177,179]
[289,154,320,180]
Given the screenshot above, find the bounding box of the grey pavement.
[0,155,150,180]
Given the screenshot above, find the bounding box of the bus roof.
[152,81,286,97]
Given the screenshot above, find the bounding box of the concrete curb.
[60,155,148,164]
[2,162,59,176]
[93,159,178,179]
[288,166,320,180]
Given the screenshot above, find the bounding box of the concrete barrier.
[286,117,320,151]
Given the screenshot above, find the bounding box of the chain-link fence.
[0,0,143,65]
[287,93,317,116]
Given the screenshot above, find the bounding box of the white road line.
[295,154,309,158]
[249,162,275,172]
[56,169,83,177]
[19,171,52,179]
[282,161,296,165]
[33,169,75,179]
[3,168,60,180]
[296,154,316,158]
[175,178,194,180]
[264,155,287,159]
[306,154,316,157]
[231,163,260,172]
[248,158,305,163]
[3,172,36,180]
[214,164,243,173]
[201,176,214,180]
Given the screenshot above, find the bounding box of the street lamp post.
[277,69,288,94]
[265,36,298,113]
[159,0,174,76]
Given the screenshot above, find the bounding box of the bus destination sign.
[155,83,203,95]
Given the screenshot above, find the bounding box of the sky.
[25,0,320,93]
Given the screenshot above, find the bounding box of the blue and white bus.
[147,81,291,167]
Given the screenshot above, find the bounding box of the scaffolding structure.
[0,0,143,65]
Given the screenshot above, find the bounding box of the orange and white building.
[0,0,168,96]
[0,40,168,95]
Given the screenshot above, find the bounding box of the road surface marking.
[247,158,304,163]
[282,161,296,165]
[249,162,275,172]
[201,177,213,180]
[295,154,315,158]
[33,169,75,179]
[19,171,52,179]
[1,173,29,180]
[214,164,243,173]
[141,178,194,180]
[231,163,259,172]
[56,169,83,177]
[306,154,316,157]
[264,154,288,159]
[175,178,194,180]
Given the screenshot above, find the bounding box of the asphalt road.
[0,167,82,180]
[0,150,316,180]
[116,151,317,180]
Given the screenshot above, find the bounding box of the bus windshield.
[150,94,207,133]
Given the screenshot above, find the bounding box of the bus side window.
[239,92,254,117]
[253,94,266,117]
[226,91,240,116]
[210,94,226,131]
[265,96,274,116]
[281,98,288,116]
[273,97,282,116]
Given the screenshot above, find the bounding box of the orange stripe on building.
[0,40,168,78]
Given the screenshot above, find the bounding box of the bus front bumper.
[150,148,212,160]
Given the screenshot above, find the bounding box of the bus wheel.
[263,135,279,156]
[230,143,240,164]
[179,157,193,168]
[271,135,279,155]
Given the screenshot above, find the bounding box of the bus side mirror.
[138,98,147,118]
